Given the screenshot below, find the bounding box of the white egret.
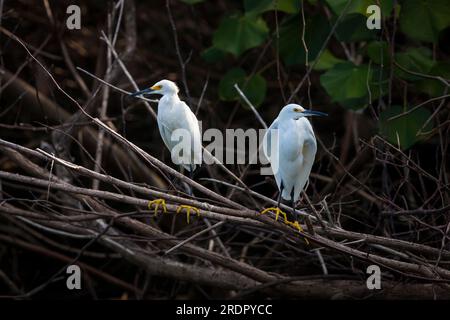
[131,79,202,222]
[261,104,327,225]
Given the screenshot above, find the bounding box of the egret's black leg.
[277,180,284,209]
[259,180,288,222]
[189,165,194,180]
[287,188,308,243]
[290,188,297,219]
[175,164,201,223]
[273,181,288,222]
[170,165,183,186]
[176,165,193,196]
[186,177,193,196]
[186,165,195,196]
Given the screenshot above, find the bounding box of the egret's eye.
[293,108,302,112]
[151,85,162,90]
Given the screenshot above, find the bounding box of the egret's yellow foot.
[286,220,310,245]
[259,207,289,223]
[177,205,200,223]
[148,199,167,216]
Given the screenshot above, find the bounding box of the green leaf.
[399,0,450,43]
[367,41,389,64]
[325,0,394,16]
[201,47,226,63]
[219,68,246,101]
[320,62,388,110]
[180,0,205,4]
[218,68,267,107]
[334,13,378,42]
[213,14,269,56]
[240,75,267,107]
[278,14,330,65]
[416,62,450,97]
[320,62,371,102]
[394,48,434,81]
[244,0,301,15]
[379,105,432,149]
[312,49,345,71]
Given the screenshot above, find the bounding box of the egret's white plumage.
[263,104,326,202]
[132,79,201,172]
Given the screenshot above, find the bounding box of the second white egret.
[261,103,327,222]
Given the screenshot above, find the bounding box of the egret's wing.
[262,119,283,188]
[162,101,201,171]
[291,118,317,200]
[158,102,196,146]
[158,120,177,152]
[183,102,201,141]
[262,118,279,162]
[296,118,317,162]
[182,102,202,168]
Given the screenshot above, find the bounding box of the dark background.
[0,0,449,299]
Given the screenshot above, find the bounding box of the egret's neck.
[277,114,296,126]
[160,92,180,107]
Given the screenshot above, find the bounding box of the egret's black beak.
[130,88,154,97]
[302,110,328,117]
